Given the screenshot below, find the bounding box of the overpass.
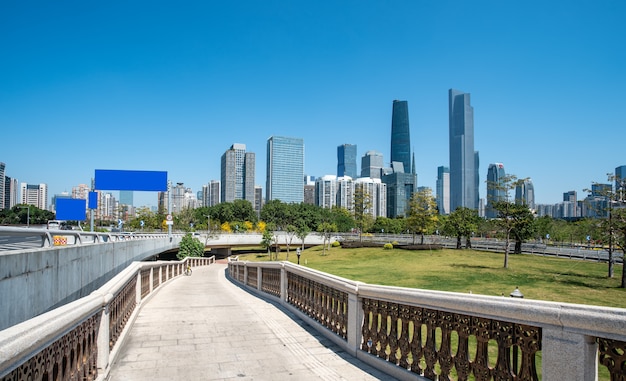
[1,228,626,380]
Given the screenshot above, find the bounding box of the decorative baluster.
[388,303,400,364]
[491,320,514,381]
[453,313,472,381]
[472,317,493,381]
[437,311,455,381]
[361,298,375,352]
[398,304,411,369]
[409,306,424,375]
[517,324,541,381]
[377,300,390,359]
[423,308,438,380]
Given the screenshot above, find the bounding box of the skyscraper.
[436,166,450,215]
[221,143,255,203]
[119,191,134,206]
[515,178,535,210]
[449,89,478,211]
[390,100,411,171]
[337,144,357,179]
[616,165,626,201]
[266,136,304,203]
[486,163,506,219]
[361,150,384,179]
[0,162,5,210]
[20,183,48,210]
[383,100,416,217]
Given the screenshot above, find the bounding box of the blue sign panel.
[88,191,98,209]
[94,169,168,191]
[56,198,87,221]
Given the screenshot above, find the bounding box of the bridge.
[0,227,625,380]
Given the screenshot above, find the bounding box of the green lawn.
[237,245,626,309]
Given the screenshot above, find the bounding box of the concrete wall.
[0,237,181,331]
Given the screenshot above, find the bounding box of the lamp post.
[296,248,301,265]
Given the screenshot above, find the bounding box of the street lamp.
[20,205,30,228]
[296,248,301,265]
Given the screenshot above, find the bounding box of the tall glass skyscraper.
[616,165,626,201]
[337,144,357,179]
[266,136,304,203]
[436,166,450,215]
[449,89,478,211]
[390,100,411,172]
[486,163,506,219]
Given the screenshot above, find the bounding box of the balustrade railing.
[227,260,626,381]
[0,256,215,381]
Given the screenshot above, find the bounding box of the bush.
[331,240,341,247]
[383,243,394,250]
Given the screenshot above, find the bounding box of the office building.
[436,166,450,215]
[361,151,384,179]
[20,183,48,210]
[449,89,479,211]
[266,136,304,203]
[202,180,220,207]
[304,176,316,205]
[515,178,535,210]
[486,163,506,219]
[616,165,626,201]
[391,100,411,171]
[4,176,18,210]
[337,144,357,179]
[383,100,416,218]
[254,185,264,215]
[0,162,4,210]
[221,143,255,204]
[119,191,134,206]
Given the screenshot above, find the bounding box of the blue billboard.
[94,169,168,191]
[56,198,87,221]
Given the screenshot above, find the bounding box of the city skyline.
[1,2,624,208]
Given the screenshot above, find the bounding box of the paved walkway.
[107,262,395,381]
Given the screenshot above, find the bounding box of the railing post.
[346,285,360,356]
[257,267,263,290]
[244,264,248,285]
[542,327,597,381]
[135,271,142,304]
[97,300,111,374]
[149,267,154,294]
[280,264,287,303]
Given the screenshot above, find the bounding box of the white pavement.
[107,262,395,381]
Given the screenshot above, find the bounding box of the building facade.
[361,150,384,179]
[20,183,48,210]
[486,163,506,219]
[4,176,18,210]
[355,177,387,219]
[436,166,450,215]
[221,143,255,204]
[315,175,338,209]
[390,100,411,171]
[0,162,4,210]
[337,144,357,179]
[266,136,304,203]
[515,178,535,210]
[449,89,479,211]
[616,165,626,201]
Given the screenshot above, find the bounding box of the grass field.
[236,245,626,309]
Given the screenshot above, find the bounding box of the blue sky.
[1,1,624,208]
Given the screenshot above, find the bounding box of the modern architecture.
[20,183,48,210]
[616,165,626,201]
[266,136,304,203]
[337,144,357,179]
[0,162,4,210]
[486,163,506,219]
[355,177,387,219]
[361,151,384,179]
[436,166,450,215]
[221,143,255,204]
[390,100,411,171]
[449,89,479,211]
[515,178,535,210]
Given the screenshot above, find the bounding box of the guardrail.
[0,256,215,381]
[227,259,626,381]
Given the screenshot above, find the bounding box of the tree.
[443,207,479,249]
[177,233,205,260]
[284,224,297,260]
[295,223,311,251]
[488,174,535,268]
[353,185,373,241]
[510,205,536,253]
[406,188,438,244]
[317,221,337,256]
[610,207,626,288]
[260,229,275,258]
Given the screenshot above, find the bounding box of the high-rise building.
[304,176,316,205]
[486,163,506,219]
[436,166,450,215]
[355,177,387,219]
[0,162,5,210]
[202,180,220,207]
[20,183,48,210]
[336,176,354,211]
[119,191,134,206]
[315,175,338,209]
[221,143,255,204]
[4,176,18,210]
[266,136,304,203]
[449,89,478,211]
[361,151,384,179]
[254,185,264,215]
[515,178,535,210]
[391,100,411,171]
[384,100,416,218]
[616,165,626,201]
[337,144,357,179]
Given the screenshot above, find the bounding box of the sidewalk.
[107,262,395,381]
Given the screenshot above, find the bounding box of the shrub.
[331,240,341,247]
[383,243,394,250]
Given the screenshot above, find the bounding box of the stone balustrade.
[0,256,215,381]
[227,260,626,381]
